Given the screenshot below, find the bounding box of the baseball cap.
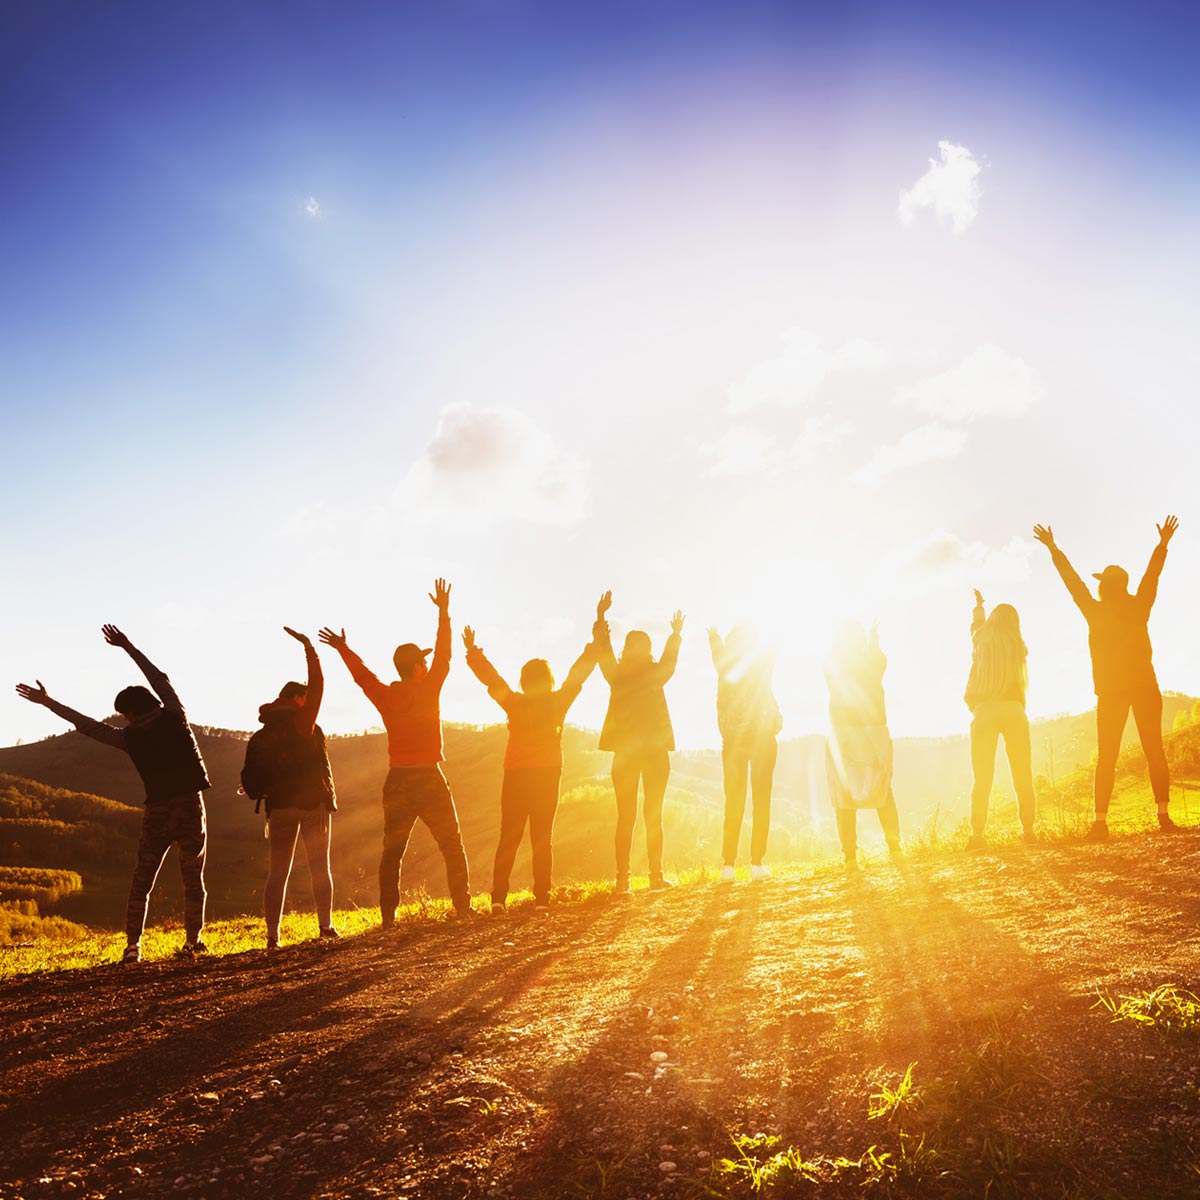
[1091,565,1129,588]
[393,642,433,672]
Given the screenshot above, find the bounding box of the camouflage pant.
[125,793,207,945]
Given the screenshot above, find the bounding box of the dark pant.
[721,735,777,866]
[125,793,207,946]
[265,807,333,939]
[969,700,1036,835]
[492,766,561,906]
[612,748,671,879]
[1095,689,1169,816]
[835,793,901,859]
[380,765,470,920]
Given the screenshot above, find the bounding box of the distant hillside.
[2,695,1195,929]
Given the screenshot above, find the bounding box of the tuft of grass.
[716,1133,823,1192]
[1095,984,1200,1035]
[869,1061,922,1123]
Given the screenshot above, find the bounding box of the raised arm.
[867,622,887,680]
[284,627,323,731]
[318,626,390,711]
[15,681,125,749]
[462,627,514,710]
[1033,525,1094,615]
[708,627,728,674]
[1137,515,1177,611]
[655,610,686,684]
[971,590,986,638]
[559,640,598,709]
[428,578,452,688]
[592,591,618,682]
[102,625,184,717]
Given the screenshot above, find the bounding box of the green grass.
[1095,984,1200,1035]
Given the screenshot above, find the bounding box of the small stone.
[333,1123,351,1133]
[198,1092,219,1104]
[650,1051,669,1063]
[659,1161,677,1173]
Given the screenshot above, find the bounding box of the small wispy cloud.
[728,328,887,414]
[898,141,982,234]
[892,530,1034,591]
[896,344,1043,421]
[305,196,321,218]
[852,421,967,488]
[397,403,587,526]
[701,415,852,477]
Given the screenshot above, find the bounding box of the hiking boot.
[966,834,987,852]
[718,865,736,884]
[749,864,771,882]
[319,926,341,939]
[121,943,141,965]
[1085,820,1110,843]
[613,875,632,897]
[176,940,208,959]
[648,875,675,892]
[1158,813,1179,833]
[490,902,507,917]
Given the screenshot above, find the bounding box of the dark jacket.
[594,620,681,754]
[710,636,782,744]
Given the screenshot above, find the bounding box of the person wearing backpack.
[964,591,1036,849]
[242,627,338,949]
[592,590,685,894]
[15,624,211,964]
[824,620,902,872]
[462,621,597,915]
[319,578,473,925]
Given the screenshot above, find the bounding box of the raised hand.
[318,626,347,650]
[15,681,50,706]
[462,626,477,652]
[101,624,131,649]
[1032,524,1056,551]
[670,610,686,635]
[973,589,984,607]
[429,578,451,611]
[707,626,721,646]
[596,590,613,620]
[283,626,312,647]
[1157,515,1179,546]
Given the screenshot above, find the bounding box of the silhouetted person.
[16,625,210,963]
[241,628,338,949]
[463,622,597,915]
[1034,517,1179,839]
[708,623,782,882]
[593,591,684,894]
[825,621,901,871]
[319,578,473,924]
[965,591,1036,848]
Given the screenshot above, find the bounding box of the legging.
[265,806,333,939]
[612,748,671,879]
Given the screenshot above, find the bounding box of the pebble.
[251,1155,274,1166]
[333,1123,351,1133]
[650,1051,669,1063]
[659,1161,677,1173]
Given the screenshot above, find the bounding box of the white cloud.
[898,142,982,234]
[728,328,888,414]
[397,403,587,526]
[897,344,1043,420]
[701,415,852,477]
[893,530,1034,590]
[305,196,321,218]
[852,422,967,488]
[792,414,852,464]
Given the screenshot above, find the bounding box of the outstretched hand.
[429,578,451,611]
[462,626,477,652]
[318,626,347,650]
[973,589,984,607]
[15,681,50,706]
[670,610,686,635]
[283,626,312,647]
[1157,514,1179,547]
[101,624,131,650]
[707,626,721,646]
[1032,524,1056,551]
[596,590,613,620]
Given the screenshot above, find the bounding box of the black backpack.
[241,721,337,814]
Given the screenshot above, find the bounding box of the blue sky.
[4,1,1200,747]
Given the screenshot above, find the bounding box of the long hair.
[966,603,1028,706]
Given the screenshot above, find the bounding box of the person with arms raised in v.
[1034,517,1180,840]
[592,591,684,894]
[319,579,473,924]
[462,620,597,915]
[242,627,339,950]
[16,625,211,963]
[708,623,782,883]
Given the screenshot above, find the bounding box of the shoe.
[843,857,860,875]
[452,906,479,920]
[121,944,141,965]
[966,834,987,852]
[1086,820,1110,843]
[176,940,208,959]
[613,875,632,897]
[749,864,771,881]
[490,902,507,917]
[1022,828,1037,846]
[718,865,736,884]
[266,937,280,952]
[379,918,395,933]
[648,876,675,892]
[1158,813,1179,833]
[319,926,341,939]
[534,904,550,916]
[887,841,904,862]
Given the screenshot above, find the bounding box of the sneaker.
[176,940,208,959]
[121,943,141,965]
[534,904,551,916]
[1086,820,1110,843]
[843,857,860,875]
[266,937,280,952]
[319,926,341,939]
[1022,828,1037,846]
[451,906,479,921]
[966,834,987,852]
[718,865,736,884]
[613,875,632,897]
[490,902,507,917]
[749,864,772,882]
[648,876,675,892]
[1158,813,1179,833]
[887,841,904,862]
